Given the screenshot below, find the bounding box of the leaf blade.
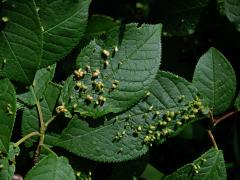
[164,148,227,180]
[61,23,162,118]
[224,0,240,31]
[192,47,236,115]
[0,79,16,153]
[37,0,91,67]
[56,71,204,162]
[0,0,42,83]
[25,154,76,180]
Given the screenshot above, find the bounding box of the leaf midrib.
[43,6,82,34]
[33,0,44,70]
[201,151,221,180]
[103,25,160,83]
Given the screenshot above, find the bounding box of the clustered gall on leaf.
[102,49,110,58]
[6,104,13,115]
[113,95,206,147]
[56,104,68,114]
[103,60,110,69]
[192,163,201,174]
[85,95,94,103]
[85,65,91,72]
[93,81,104,91]
[74,68,86,78]
[109,80,119,92]
[75,81,87,92]
[96,95,106,106]
[1,16,8,22]
[92,69,100,78]
[114,130,126,141]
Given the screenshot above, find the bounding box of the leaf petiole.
[14,131,40,147]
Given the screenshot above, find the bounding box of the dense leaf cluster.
[0,0,240,179]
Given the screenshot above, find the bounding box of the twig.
[213,111,237,127]
[45,115,57,127]
[42,144,57,155]
[208,130,218,150]
[14,131,40,147]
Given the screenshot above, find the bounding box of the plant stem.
[14,131,40,147]
[36,100,45,131]
[208,130,218,150]
[34,130,45,163]
[32,87,47,163]
[45,115,57,127]
[42,144,56,155]
[213,111,237,127]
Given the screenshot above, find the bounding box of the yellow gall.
[74,68,85,78]
[92,69,100,78]
[102,49,110,57]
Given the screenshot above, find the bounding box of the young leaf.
[0,143,20,180]
[25,154,75,180]
[164,148,227,180]
[141,164,165,180]
[18,64,56,106]
[0,0,91,84]
[60,23,162,118]
[224,0,240,31]
[0,78,16,153]
[56,71,205,162]
[192,47,236,115]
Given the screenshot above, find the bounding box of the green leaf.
[0,78,16,153]
[25,154,76,180]
[224,0,240,31]
[18,64,56,106]
[108,155,148,180]
[192,47,236,115]
[21,82,61,147]
[0,0,43,84]
[0,0,90,84]
[141,164,165,180]
[60,23,162,118]
[164,148,227,180]
[84,14,120,41]
[56,71,204,162]
[36,0,91,67]
[158,0,209,36]
[234,91,240,110]
[0,143,20,180]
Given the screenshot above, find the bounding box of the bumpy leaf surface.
[0,79,16,153]
[193,47,236,115]
[0,0,90,84]
[60,23,162,118]
[164,148,226,180]
[25,154,75,180]
[56,71,204,162]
